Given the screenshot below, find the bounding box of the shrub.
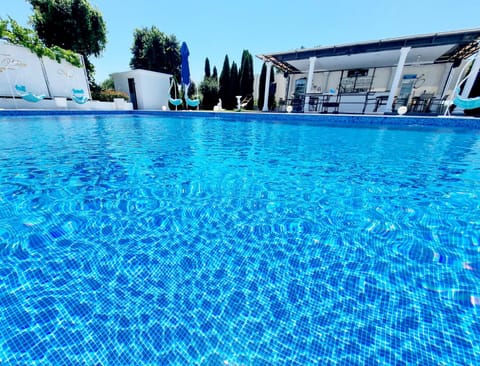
[92,89,129,102]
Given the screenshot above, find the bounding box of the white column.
[460,50,480,98]
[304,57,316,112]
[262,61,273,112]
[385,47,411,113]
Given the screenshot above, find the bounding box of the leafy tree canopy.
[28,0,107,83]
[28,0,106,57]
[100,76,114,90]
[199,77,219,110]
[219,55,231,108]
[0,17,81,66]
[130,26,181,81]
[239,50,254,109]
[204,57,211,79]
[229,61,240,109]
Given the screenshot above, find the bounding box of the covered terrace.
[257,28,480,115]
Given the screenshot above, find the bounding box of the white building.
[111,69,171,110]
[257,28,480,115]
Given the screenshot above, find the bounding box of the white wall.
[43,56,90,98]
[0,42,50,97]
[325,71,342,92]
[0,41,90,100]
[401,64,446,96]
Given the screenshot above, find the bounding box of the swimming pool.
[0,112,479,365]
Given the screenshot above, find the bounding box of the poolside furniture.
[452,88,480,110]
[169,97,183,109]
[305,95,318,112]
[15,84,45,103]
[235,96,252,111]
[320,91,340,114]
[186,95,200,109]
[168,77,183,110]
[444,53,480,116]
[410,92,434,113]
[241,96,252,108]
[373,95,389,112]
[291,95,305,112]
[72,88,89,104]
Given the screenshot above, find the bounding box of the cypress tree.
[268,67,276,110]
[230,61,240,109]
[219,55,231,109]
[212,66,218,81]
[257,63,266,110]
[204,57,211,79]
[239,50,254,109]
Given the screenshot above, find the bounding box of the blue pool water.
[0,112,479,365]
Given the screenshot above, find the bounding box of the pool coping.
[1,109,480,129]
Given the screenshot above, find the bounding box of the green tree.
[212,66,218,81]
[219,55,231,109]
[230,61,240,109]
[100,76,114,90]
[0,17,81,66]
[130,26,181,82]
[187,81,197,99]
[204,58,211,79]
[268,69,276,110]
[239,50,254,109]
[199,77,219,110]
[28,0,107,83]
[257,63,267,110]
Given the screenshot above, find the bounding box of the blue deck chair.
[169,78,183,110]
[72,88,89,104]
[169,97,183,109]
[452,87,480,110]
[186,95,200,109]
[15,84,45,103]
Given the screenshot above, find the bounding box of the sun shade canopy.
[257,28,480,74]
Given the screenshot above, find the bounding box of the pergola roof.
[257,28,480,73]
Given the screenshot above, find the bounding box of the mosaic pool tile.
[0,113,479,364]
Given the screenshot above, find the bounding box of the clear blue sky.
[2,0,479,84]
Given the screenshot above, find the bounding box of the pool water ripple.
[0,114,480,365]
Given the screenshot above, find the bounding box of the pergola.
[257,28,480,113]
